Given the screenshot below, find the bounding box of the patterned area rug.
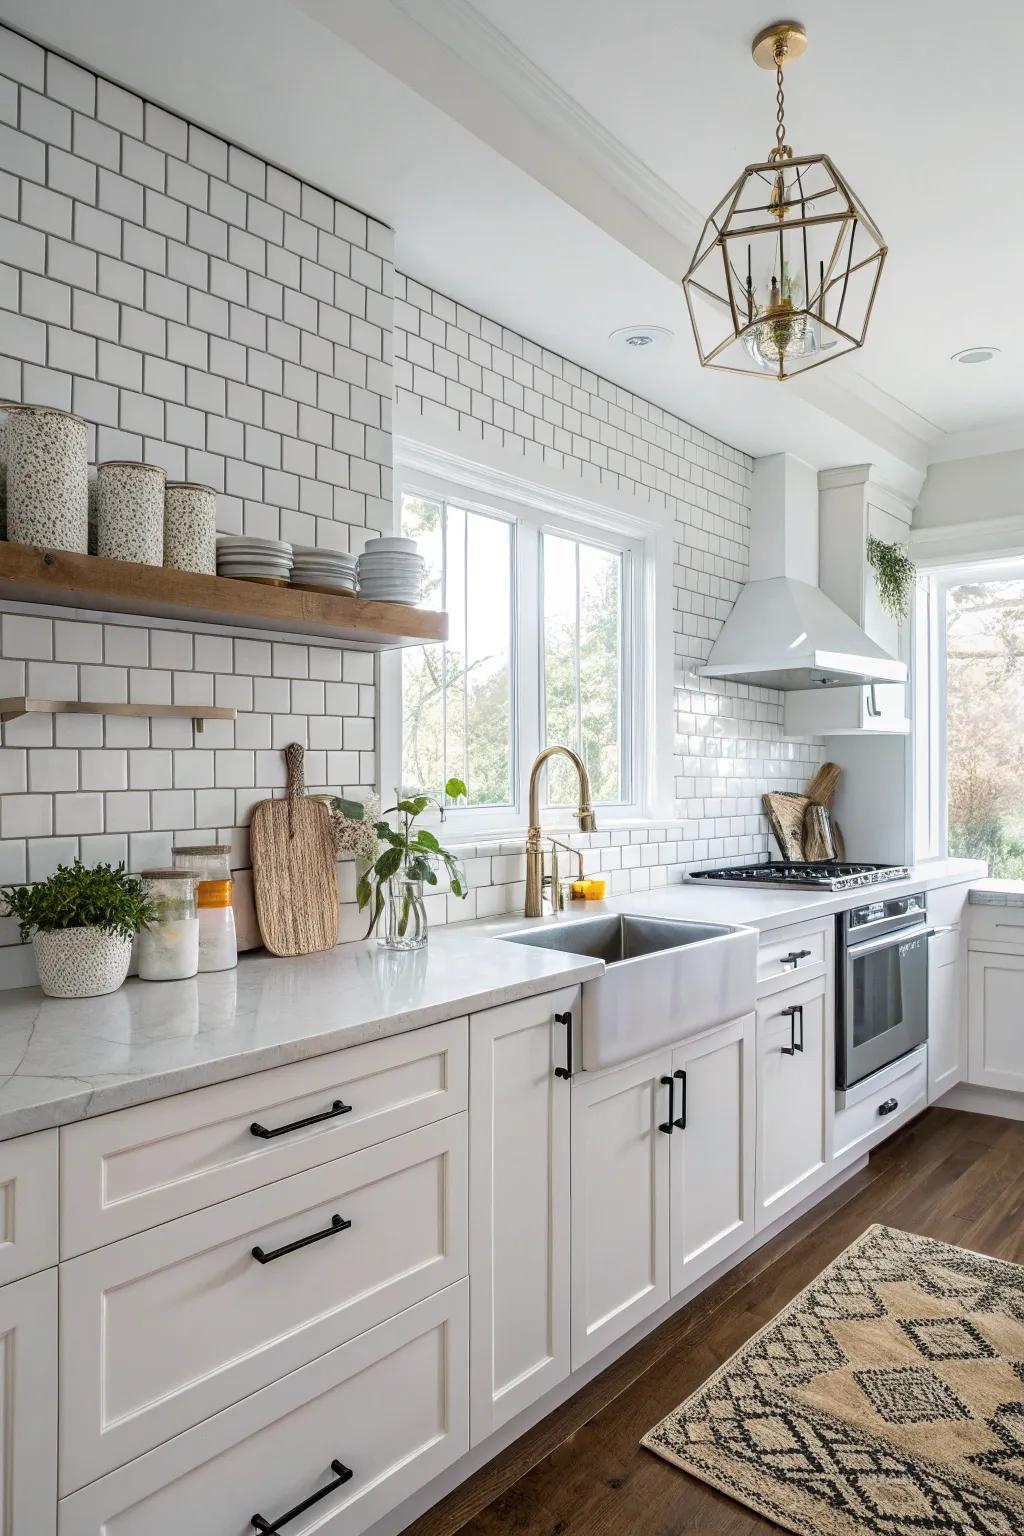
[642,1225,1024,1535]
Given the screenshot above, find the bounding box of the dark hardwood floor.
[404,1107,1024,1536]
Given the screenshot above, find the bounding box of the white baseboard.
[938,1082,1024,1122]
[362,1153,869,1536]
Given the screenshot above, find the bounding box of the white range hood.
[700,454,907,691]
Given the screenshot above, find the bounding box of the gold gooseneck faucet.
[524,746,596,917]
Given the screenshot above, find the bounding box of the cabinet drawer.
[59,1115,468,1493]
[60,1016,467,1257]
[969,904,1024,948]
[0,1127,58,1284]
[833,1047,927,1165]
[757,923,828,994]
[59,1279,469,1536]
[926,881,970,930]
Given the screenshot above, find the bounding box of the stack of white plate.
[217,536,293,584]
[290,546,358,593]
[356,537,424,603]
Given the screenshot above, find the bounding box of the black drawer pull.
[554,1010,573,1079]
[673,1068,687,1130]
[250,1099,352,1140]
[878,1097,899,1117]
[252,1212,351,1265]
[251,1459,353,1531]
[780,1003,803,1056]
[783,948,812,967]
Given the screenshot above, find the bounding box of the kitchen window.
[919,561,1024,876]
[384,471,644,828]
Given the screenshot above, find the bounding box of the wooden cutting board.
[762,792,810,861]
[250,743,339,956]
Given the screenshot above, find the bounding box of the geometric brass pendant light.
[682,21,887,380]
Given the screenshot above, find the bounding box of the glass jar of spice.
[138,869,199,981]
[173,844,238,972]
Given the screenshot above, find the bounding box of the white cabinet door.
[756,975,829,1231]
[968,950,1024,1090]
[669,1015,755,1295]
[468,987,575,1445]
[0,1267,57,1535]
[571,1054,671,1369]
[928,926,963,1101]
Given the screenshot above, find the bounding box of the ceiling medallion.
[682,20,886,381]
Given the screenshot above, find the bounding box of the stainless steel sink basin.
[504,913,732,963]
[502,912,757,1070]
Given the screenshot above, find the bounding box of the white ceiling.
[3,0,1019,492]
[464,0,1024,440]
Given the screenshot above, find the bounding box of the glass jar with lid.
[138,869,199,981]
[173,844,237,972]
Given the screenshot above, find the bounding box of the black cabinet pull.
[780,1004,803,1056]
[554,1010,573,1079]
[783,948,812,968]
[252,1212,351,1265]
[658,1074,675,1134]
[673,1068,687,1130]
[878,1097,899,1116]
[251,1100,352,1140]
[251,1459,353,1532]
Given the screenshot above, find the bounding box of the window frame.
[915,555,1024,861]
[380,451,656,835]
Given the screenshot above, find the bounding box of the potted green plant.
[866,534,916,622]
[1,860,154,998]
[332,779,468,950]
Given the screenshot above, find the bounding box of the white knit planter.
[6,406,88,553]
[164,482,218,574]
[32,927,133,999]
[97,461,166,565]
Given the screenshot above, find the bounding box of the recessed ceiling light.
[609,325,674,352]
[951,346,1001,365]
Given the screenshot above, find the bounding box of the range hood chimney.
[700,454,906,691]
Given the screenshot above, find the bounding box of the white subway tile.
[2,792,52,838]
[28,836,80,882]
[128,749,172,790]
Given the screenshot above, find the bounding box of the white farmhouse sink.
[502,913,757,1069]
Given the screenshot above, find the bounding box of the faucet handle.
[578,807,596,832]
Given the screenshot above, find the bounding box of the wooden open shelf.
[0,543,448,650]
[0,698,236,737]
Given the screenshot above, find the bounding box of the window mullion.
[518,523,541,820]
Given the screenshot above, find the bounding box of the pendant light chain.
[771,38,789,162]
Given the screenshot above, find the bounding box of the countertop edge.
[0,954,604,1141]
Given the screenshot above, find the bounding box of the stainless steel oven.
[836,893,931,1089]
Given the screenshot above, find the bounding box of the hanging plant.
[866,535,916,622]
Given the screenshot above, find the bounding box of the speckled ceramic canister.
[0,401,31,540]
[6,405,88,552]
[87,466,98,554]
[96,461,166,565]
[163,482,218,574]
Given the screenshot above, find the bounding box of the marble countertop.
[0,856,986,1141]
[969,879,1024,907]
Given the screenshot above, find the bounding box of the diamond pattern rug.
[642,1225,1024,1535]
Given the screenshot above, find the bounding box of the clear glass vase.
[377,876,428,950]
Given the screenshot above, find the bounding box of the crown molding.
[391,0,704,247]
[926,416,1024,465]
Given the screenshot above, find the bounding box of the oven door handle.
[845,926,935,959]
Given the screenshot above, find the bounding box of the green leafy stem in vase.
[332,778,469,938]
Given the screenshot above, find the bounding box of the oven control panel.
[848,892,926,930]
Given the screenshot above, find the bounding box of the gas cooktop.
[689,860,912,892]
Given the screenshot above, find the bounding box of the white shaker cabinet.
[570,1054,671,1369]
[669,1014,755,1295]
[928,925,963,1101]
[0,1267,57,1535]
[755,973,830,1230]
[968,950,1024,1091]
[468,987,575,1444]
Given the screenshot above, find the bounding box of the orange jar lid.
[197,879,233,908]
